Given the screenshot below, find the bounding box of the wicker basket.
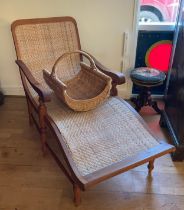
[43,50,112,111]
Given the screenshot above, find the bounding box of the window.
[139,0,180,24]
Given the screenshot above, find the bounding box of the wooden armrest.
[80,50,125,84]
[16,60,51,102]
[81,50,126,96]
[91,56,125,85]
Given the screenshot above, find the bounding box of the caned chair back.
[11,17,81,85]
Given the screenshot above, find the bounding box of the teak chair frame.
[11,17,175,206]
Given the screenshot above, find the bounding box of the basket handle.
[51,50,97,78]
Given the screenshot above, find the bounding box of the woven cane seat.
[44,94,159,176]
[130,67,166,86]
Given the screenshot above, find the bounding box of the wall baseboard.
[3,86,145,99]
[131,93,164,99]
[1,86,25,96]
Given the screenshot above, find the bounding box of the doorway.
[133,0,180,96]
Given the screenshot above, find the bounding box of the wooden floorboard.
[0,97,184,210]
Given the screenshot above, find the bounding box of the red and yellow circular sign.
[145,40,172,72]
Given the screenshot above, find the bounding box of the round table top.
[130,67,166,86]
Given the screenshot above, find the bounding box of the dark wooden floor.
[0,97,184,210]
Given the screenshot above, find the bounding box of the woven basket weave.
[43,50,111,111]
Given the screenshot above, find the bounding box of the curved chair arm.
[92,58,125,84]
[16,60,51,102]
[81,51,126,96]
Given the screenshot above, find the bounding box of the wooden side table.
[130,67,166,113]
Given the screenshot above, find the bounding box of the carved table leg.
[131,97,142,112]
[151,101,162,114]
[159,112,166,128]
[147,159,155,175]
[73,184,81,206]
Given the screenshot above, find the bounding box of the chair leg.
[151,101,162,114]
[159,112,166,128]
[27,99,33,126]
[40,127,47,155]
[147,159,154,175]
[147,93,162,114]
[73,184,81,206]
[131,97,142,112]
[38,100,47,155]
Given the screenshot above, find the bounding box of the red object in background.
[140,0,179,22]
[145,41,172,72]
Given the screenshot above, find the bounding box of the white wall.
[0,0,137,97]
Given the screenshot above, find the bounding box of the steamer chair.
[11,17,175,206]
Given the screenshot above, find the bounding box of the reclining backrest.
[11,17,81,83]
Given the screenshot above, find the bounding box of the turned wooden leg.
[27,99,33,126]
[38,99,47,155]
[40,127,47,155]
[73,184,81,206]
[151,101,162,114]
[159,113,166,128]
[148,159,154,175]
